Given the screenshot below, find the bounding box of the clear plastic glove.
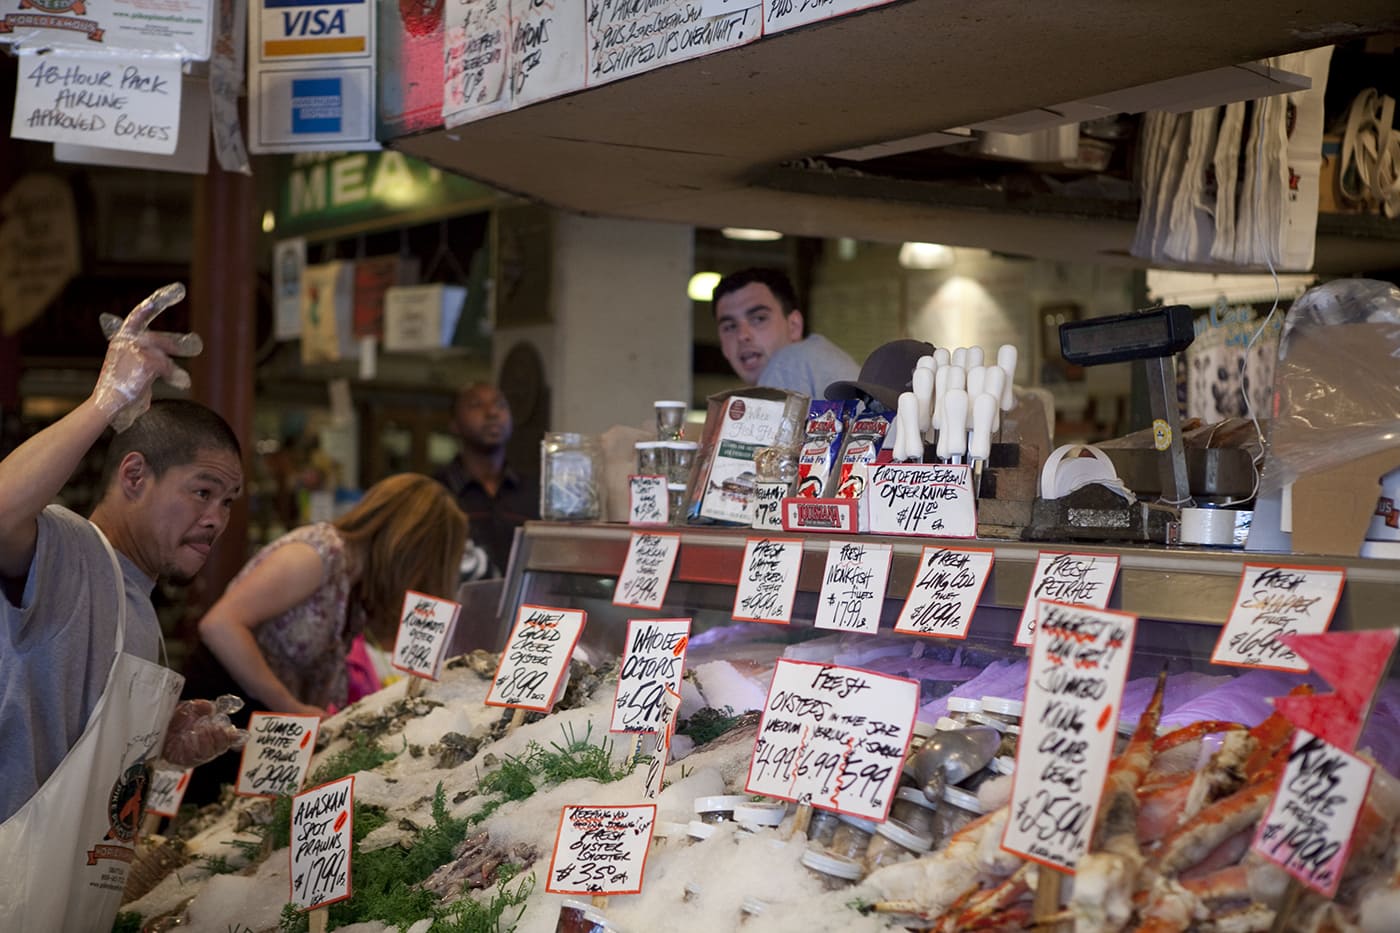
[161,694,247,768]
[94,283,203,433]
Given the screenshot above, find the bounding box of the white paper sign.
[510,0,586,107]
[1015,551,1121,647]
[732,536,803,624]
[391,590,461,681]
[443,0,510,126]
[865,463,977,538]
[747,660,917,820]
[611,618,690,733]
[12,48,183,155]
[1252,730,1373,898]
[613,531,681,610]
[289,775,354,911]
[1211,564,1345,672]
[236,713,319,798]
[0,0,215,59]
[547,804,656,895]
[763,0,898,33]
[55,75,210,173]
[486,605,586,711]
[1002,601,1138,873]
[273,237,306,340]
[750,481,787,530]
[895,546,995,639]
[585,0,761,87]
[642,685,682,799]
[813,540,892,635]
[145,765,193,819]
[628,475,669,527]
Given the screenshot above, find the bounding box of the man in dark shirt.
[434,382,538,577]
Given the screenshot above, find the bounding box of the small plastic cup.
[655,400,687,441]
[664,440,699,484]
[636,441,667,475]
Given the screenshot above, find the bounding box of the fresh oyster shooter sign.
[610,618,690,733]
[290,775,354,910]
[1015,551,1120,647]
[746,659,919,821]
[236,713,320,798]
[1002,601,1137,873]
[1211,564,1345,672]
[391,590,461,680]
[547,804,656,896]
[486,605,587,712]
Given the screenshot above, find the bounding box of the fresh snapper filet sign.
[249,0,376,153]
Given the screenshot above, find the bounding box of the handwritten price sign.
[813,541,892,635]
[628,475,669,527]
[486,605,586,712]
[1015,551,1120,647]
[610,618,690,733]
[746,659,918,821]
[765,0,894,33]
[613,532,681,610]
[289,776,354,911]
[236,713,319,798]
[1211,564,1345,672]
[642,685,682,800]
[1002,601,1137,873]
[145,764,192,819]
[391,590,461,681]
[1252,730,1373,897]
[865,463,977,538]
[732,537,803,624]
[546,804,656,895]
[894,546,994,639]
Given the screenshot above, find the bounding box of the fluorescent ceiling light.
[898,242,954,270]
[688,271,722,302]
[721,227,783,241]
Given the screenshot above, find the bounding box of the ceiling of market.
[393,0,1400,274]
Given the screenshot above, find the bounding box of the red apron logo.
[0,0,104,39]
[85,844,134,866]
[103,761,148,844]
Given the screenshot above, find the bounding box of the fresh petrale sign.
[236,713,319,798]
[1015,551,1120,647]
[485,605,586,712]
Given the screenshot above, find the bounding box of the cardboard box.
[1290,448,1400,557]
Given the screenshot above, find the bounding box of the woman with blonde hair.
[193,473,468,719]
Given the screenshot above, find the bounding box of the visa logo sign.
[283,9,346,36]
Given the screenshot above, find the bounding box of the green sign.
[267,150,504,240]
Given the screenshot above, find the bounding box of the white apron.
[0,529,183,932]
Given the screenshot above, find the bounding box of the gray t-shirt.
[0,505,160,822]
[758,334,860,401]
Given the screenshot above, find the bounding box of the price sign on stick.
[391,590,461,681]
[145,765,193,819]
[746,659,918,821]
[732,537,803,624]
[613,532,681,610]
[1252,730,1373,898]
[813,541,893,635]
[290,776,354,911]
[642,685,682,800]
[1211,564,1345,672]
[610,619,690,733]
[628,475,669,526]
[865,463,977,537]
[1002,601,1138,873]
[236,713,319,798]
[894,546,995,639]
[486,605,586,712]
[1015,551,1120,647]
[546,805,656,895]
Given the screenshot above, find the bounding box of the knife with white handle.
[943,389,968,464]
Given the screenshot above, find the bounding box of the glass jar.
[890,786,940,837]
[556,900,608,933]
[695,794,749,824]
[655,400,687,441]
[827,813,878,861]
[636,441,667,475]
[805,809,842,848]
[667,483,688,525]
[979,696,1024,728]
[734,802,787,831]
[800,848,865,890]
[664,440,699,485]
[934,785,987,843]
[945,696,981,725]
[541,432,604,521]
[864,821,934,873]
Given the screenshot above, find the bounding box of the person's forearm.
[200,620,306,713]
[0,399,111,579]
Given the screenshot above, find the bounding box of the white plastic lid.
[946,696,982,714]
[655,400,687,408]
[934,716,963,732]
[733,803,787,826]
[688,819,719,840]
[896,786,939,811]
[635,441,668,449]
[989,756,1016,776]
[664,441,699,450]
[943,786,987,813]
[875,820,934,853]
[561,899,594,913]
[912,719,938,738]
[654,820,691,839]
[694,794,748,814]
[668,483,689,491]
[835,812,879,834]
[980,696,1024,717]
[741,897,769,915]
[800,848,865,880]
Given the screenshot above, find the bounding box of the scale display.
[1060,305,1195,366]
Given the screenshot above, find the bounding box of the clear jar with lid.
[934,785,987,843]
[945,696,981,725]
[635,441,667,475]
[556,899,608,933]
[663,440,700,485]
[864,820,934,873]
[687,819,719,842]
[694,794,750,824]
[541,432,604,521]
[734,801,787,831]
[800,848,865,890]
[979,696,1024,728]
[827,813,878,861]
[889,786,940,837]
[805,808,842,848]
